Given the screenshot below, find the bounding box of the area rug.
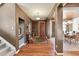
[35,36,43,44]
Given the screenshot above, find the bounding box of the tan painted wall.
[55,4,63,53]
[0,4,30,50]
[0,4,16,48]
[15,4,30,49]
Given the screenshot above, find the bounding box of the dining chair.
[75,33,79,44]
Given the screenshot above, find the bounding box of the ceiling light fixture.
[35,11,40,20]
[36,17,40,20]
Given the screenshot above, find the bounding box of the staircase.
[0,36,16,56]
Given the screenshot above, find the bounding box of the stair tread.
[0,42,5,46]
[0,42,13,56]
[0,49,11,56]
[0,40,1,43]
[0,46,10,53]
[0,37,15,56]
[0,43,6,50]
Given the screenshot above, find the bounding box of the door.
[39,21,45,36]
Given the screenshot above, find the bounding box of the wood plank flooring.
[63,51,79,56]
[16,40,55,56]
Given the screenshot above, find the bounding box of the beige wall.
[55,4,63,54]
[15,4,30,49]
[15,4,30,33]
[0,4,30,50]
[0,4,16,48]
[46,20,50,37]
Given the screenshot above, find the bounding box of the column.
[55,4,63,56]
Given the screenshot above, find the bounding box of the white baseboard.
[19,43,26,48]
[55,50,63,56]
[15,43,27,54]
[15,50,20,54]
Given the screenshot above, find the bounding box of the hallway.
[16,40,55,56]
[0,3,63,56]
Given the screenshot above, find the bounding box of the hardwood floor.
[16,40,55,56]
[63,51,79,56]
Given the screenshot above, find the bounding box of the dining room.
[63,4,79,52]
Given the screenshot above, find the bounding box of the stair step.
[0,46,11,56]
[0,40,1,43]
[0,42,14,56]
[0,37,16,56]
[0,43,6,50]
[0,49,11,56]
[0,43,6,48]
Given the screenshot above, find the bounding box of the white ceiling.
[18,3,55,20]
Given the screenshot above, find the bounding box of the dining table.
[64,33,75,44]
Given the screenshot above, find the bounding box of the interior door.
[40,21,45,36]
